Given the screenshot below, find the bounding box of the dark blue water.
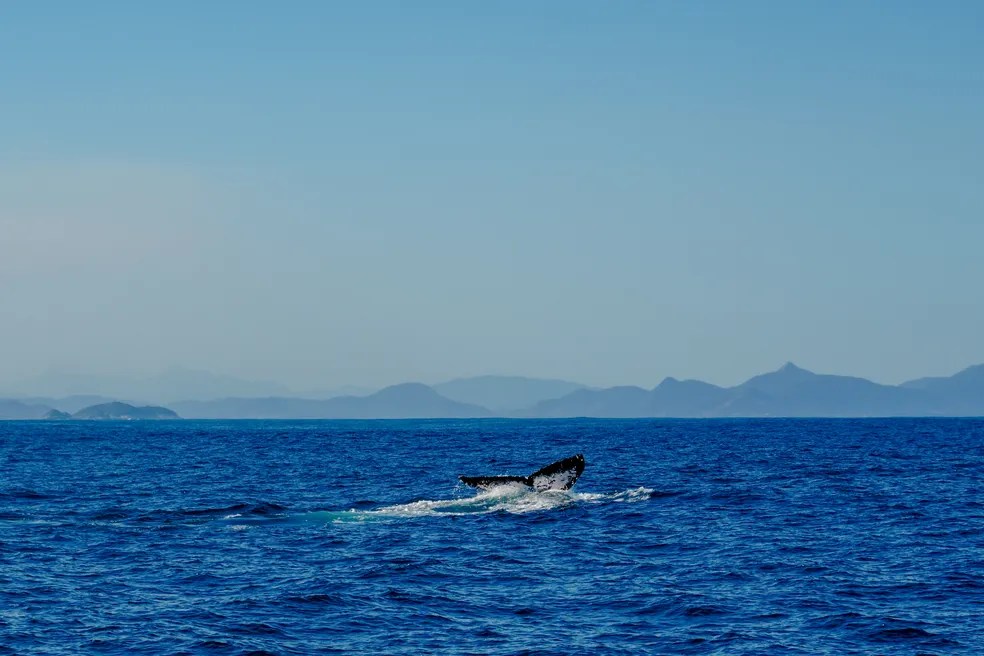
[1,419,982,655]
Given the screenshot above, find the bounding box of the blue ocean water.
[1,418,981,655]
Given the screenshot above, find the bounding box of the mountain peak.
[765,362,816,379]
[737,361,817,395]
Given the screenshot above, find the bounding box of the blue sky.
[2,2,982,389]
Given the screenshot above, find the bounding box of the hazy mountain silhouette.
[71,402,180,420]
[527,385,651,417]
[291,385,377,399]
[721,362,932,417]
[0,399,53,419]
[4,363,983,419]
[173,383,490,419]
[434,375,586,413]
[650,378,731,416]
[523,362,980,418]
[514,385,607,417]
[902,364,984,415]
[171,397,332,419]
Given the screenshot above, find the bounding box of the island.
[70,402,180,420]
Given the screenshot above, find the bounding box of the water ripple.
[0,417,981,654]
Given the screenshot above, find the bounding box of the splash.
[269,486,656,525]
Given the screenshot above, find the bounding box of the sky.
[2,1,983,391]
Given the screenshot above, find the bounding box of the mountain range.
[526,363,971,418]
[0,364,982,419]
[170,383,490,419]
[433,375,587,413]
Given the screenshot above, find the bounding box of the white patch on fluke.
[528,469,579,491]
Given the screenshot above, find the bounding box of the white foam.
[337,486,654,519]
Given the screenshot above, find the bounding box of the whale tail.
[459,454,585,491]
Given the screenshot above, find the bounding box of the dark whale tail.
[459,454,585,491]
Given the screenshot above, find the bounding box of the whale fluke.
[459,454,585,491]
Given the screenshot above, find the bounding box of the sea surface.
[1,418,982,655]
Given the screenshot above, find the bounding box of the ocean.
[1,418,981,655]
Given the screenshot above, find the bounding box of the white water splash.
[286,486,655,524]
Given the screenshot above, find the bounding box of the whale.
[459,454,585,491]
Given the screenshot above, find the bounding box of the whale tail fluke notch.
[459,454,585,491]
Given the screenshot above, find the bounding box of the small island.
[68,402,180,420]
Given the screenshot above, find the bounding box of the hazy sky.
[2,2,982,390]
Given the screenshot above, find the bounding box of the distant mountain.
[173,383,490,419]
[650,378,731,416]
[434,375,587,413]
[902,364,984,415]
[0,399,53,419]
[43,409,72,420]
[527,378,735,418]
[72,402,180,420]
[522,362,981,418]
[291,385,377,399]
[171,397,328,419]
[352,383,490,418]
[723,362,931,417]
[5,363,983,419]
[527,386,652,417]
